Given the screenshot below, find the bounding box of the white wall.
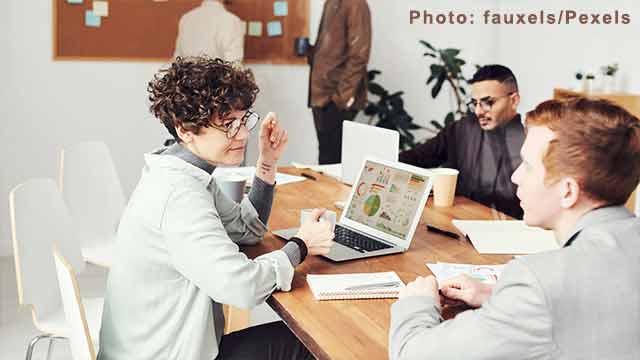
[495,0,640,114]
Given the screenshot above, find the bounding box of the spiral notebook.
[307,272,405,300]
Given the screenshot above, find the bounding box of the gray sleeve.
[248,176,275,224]
[281,242,302,267]
[389,260,553,360]
[213,179,268,246]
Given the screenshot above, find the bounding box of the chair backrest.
[9,178,85,320]
[53,248,96,360]
[59,141,126,247]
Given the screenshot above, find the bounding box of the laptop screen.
[344,160,430,240]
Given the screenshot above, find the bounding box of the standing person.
[400,65,525,218]
[308,0,371,164]
[389,97,640,359]
[174,0,245,63]
[98,57,333,360]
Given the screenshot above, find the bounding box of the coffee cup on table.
[431,168,459,207]
[217,175,248,203]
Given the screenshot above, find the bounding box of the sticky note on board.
[248,21,262,36]
[267,21,283,37]
[274,1,288,16]
[85,10,101,27]
[67,0,83,4]
[93,1,109,17]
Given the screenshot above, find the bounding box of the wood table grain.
[242,168,514,360]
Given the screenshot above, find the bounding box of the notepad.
[307,272,404,300]
[452,220,559,254]
[426,262,505,284]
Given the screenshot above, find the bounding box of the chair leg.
[25,334,50,360]
[45,338,54,360]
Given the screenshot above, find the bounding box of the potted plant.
[364,70,424,151]
[600,63,619,93]
[420,40,479,130]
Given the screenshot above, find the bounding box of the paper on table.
[213,166,306,186]
[291,162,342,180]
[452,220,559,254]
[426,262,505,283]
[307,272,404,300]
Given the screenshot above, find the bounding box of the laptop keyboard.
[334,225,393,253]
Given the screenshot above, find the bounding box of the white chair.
[53,248,97,360]
[59,141,125,267]
[10,178,103,360]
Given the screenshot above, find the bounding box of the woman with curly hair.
[97,57,332,360]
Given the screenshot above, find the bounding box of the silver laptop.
[341,122,399,185]
[273,158,432,262]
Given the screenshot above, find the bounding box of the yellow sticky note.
[93,1,109,17]
[248,21,262,37]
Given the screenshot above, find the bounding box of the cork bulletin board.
[53,0,309,64]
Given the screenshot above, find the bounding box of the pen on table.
[344,281,402,291]
[426,224,460,240]
[301,172,317,181]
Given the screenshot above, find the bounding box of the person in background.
[308,0,371,165]
[174,0,244,63]
[389,97,640,359]
[400,65,525,218]
[98,57,333,360]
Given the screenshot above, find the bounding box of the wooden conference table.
[242,168,515,360]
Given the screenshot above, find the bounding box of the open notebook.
[307,272,404,300]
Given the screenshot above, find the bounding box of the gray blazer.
[390,206,640,359]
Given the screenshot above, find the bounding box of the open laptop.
[273,158,432,262]
[341,122,399,185]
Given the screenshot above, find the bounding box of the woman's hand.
[258,112,288,164]
[256,112,288,184]
[295,209,335,256]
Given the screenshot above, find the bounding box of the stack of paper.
[426,262,505,284]
[307,272,404,300]
[213,166,306,186]
[452,220,559,254]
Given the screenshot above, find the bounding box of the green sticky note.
[274,1,288,16]
[248,21,262,37]
[85,10,101,27]
[67,0,83,4]
[267,21,282,37]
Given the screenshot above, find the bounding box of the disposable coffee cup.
[217,175,248,203]
[432,168,459,207]
[300,209,337,230]
[294,37,311,57]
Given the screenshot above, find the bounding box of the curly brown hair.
[148,56,259,141]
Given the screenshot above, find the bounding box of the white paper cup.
[300,209,337,230]
[217,176,247,203]
[432,168,459,207]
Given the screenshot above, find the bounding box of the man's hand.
[295,209,335,256]
[398,276,440,309]
[439,274,494,308]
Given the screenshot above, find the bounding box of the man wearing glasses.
[399,64,524,218]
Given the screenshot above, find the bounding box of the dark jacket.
[399,115,525,219]
[308,0,371,111]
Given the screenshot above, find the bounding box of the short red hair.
[526,97,640,205]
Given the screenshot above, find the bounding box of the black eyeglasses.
[210,110,260,139]
[467,92,515,112]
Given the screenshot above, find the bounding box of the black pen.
[426,225,460,240]
[301,172,317,181]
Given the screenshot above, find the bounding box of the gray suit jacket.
[390,206,640,359]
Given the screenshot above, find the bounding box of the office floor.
[0,256,280,359]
